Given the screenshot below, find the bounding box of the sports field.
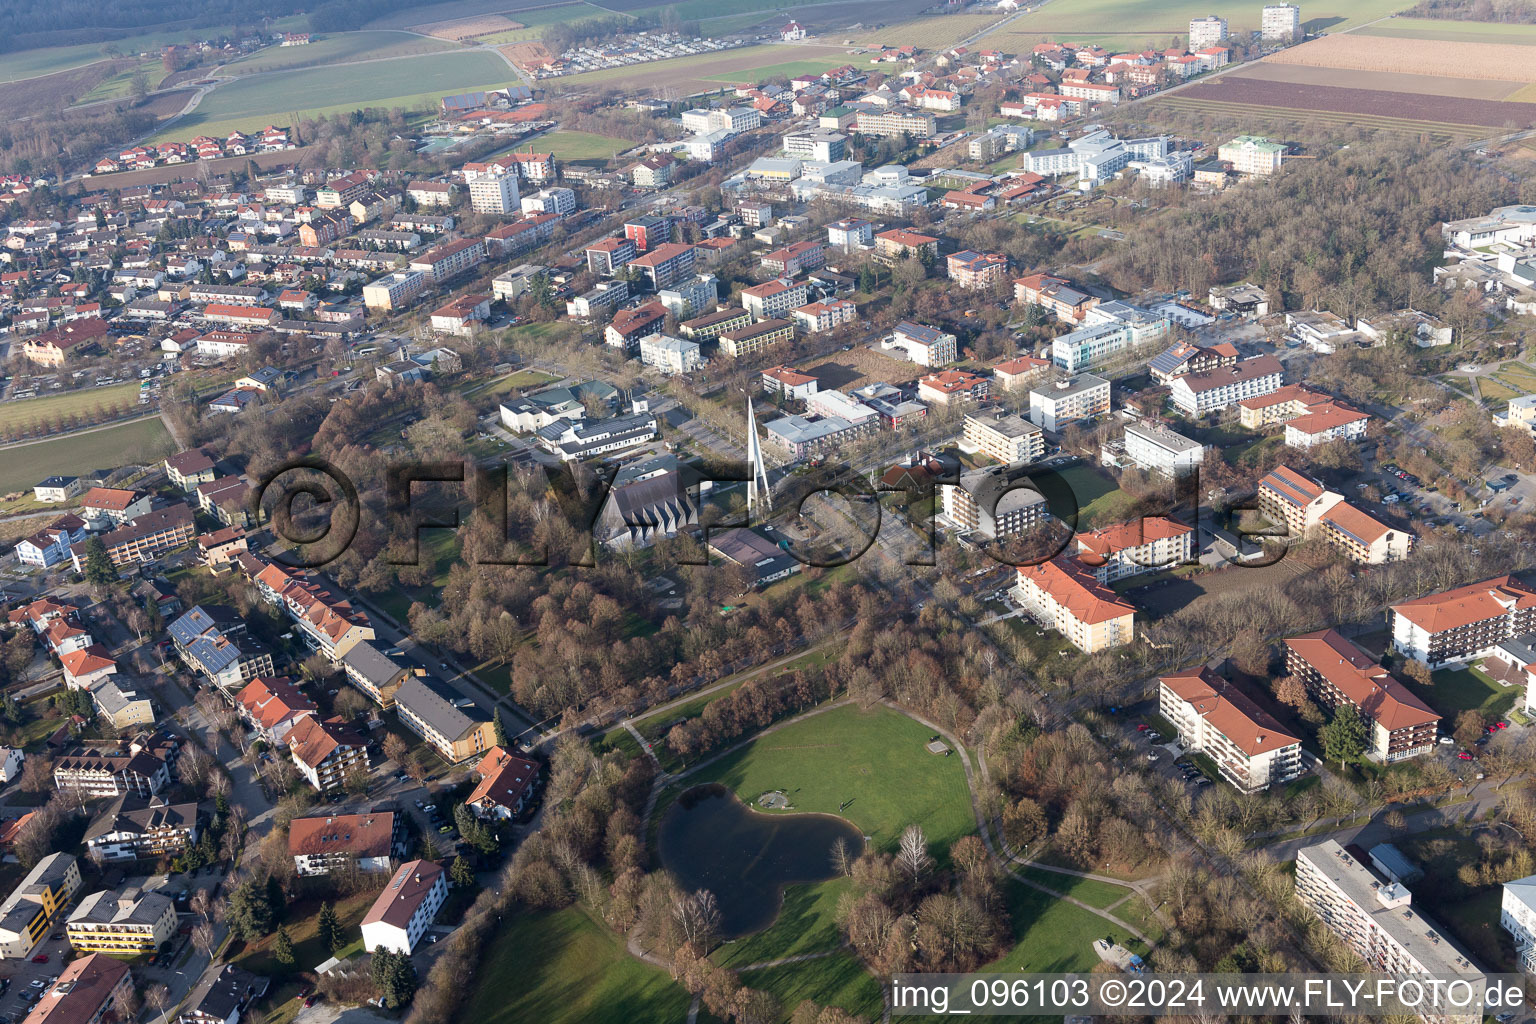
[0,418,173,497]
[218,31,458,75]
[464,907,691,1024]
[534,129,634,162]
[981,0,1412,50]
[143,51,515,143]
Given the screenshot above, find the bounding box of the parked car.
[1457,751,1474,760]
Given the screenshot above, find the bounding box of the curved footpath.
[624,697,1167,1015]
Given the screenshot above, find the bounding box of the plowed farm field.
[1175,74,1536,129]
[1265,33,1536,83]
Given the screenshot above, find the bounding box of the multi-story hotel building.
[1218,135,1284,176]
[1188,14,1228,47]
[585,237,637,276]
[1167,355,1283,415]
[1284,629,1439,762]
[1261,3,1301,39]
[1318,501,1414,565]
[680,307,751,342]
[1501,875,1536,973]
[66,888,178,955]
[1148,340,1239,384]
[791,298,857,333]
[741,279,809,321]
[1075,517,1194,584]
[629,242,696,291]
[940,465,1048,541]
[286,715,371,792]
[962,409,1045,464]
[83,796,201,862]
[1013,273,1098,323]
[408,238,486,286]
[0,854,81,959]
[1295,840,1483,1024]
[1051,322,1143,373]
[467,173,519,215]
[289,811,402,876]
[885,321,957,367]
[1389,575,1536,668]
[852,108,936,138]
[719,319,794,358]
[97,505,197,567]
[1028,374,1110,432]
[362,270,427,312]
[1256,465,1343,537]
[394,677,496,764]
[1119,421,1204,477]
[1013,557,1135,653]
[946,250,1009,291]
[1158,667,1302,792]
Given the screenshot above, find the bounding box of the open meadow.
[217,31,458,75]
[980,0,1411,51]
[1357,15,1536,43]
[143,50,515,143]
[856,12,1008,50]
[0,418,173,498]
[528,129,635,161]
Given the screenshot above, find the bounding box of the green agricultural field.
[73,60,161,104]
[1146,95,1484,144]
[0,24,250,83]
[464,907,692,1024]
[985,0,1412,50]
[534,129,635,162]
[700,56,857,83]
[477,4,609,43]
[0,418,173,498]
[218,31,459,75]
[1357,16,1536,44]
[143,51,515,143]
[0,381,146,433]
[857,13,1010,50]
[986,881,1141,973]
[684,703,975,855]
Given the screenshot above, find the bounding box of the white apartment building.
[827,218,873,251]
[790,298,857,333]
[1188,14,1228,48]
[961,409,1045,464]
[638,335,703,375]
[1296,841,1484,1023]
[1120,421,1204,476]
[1389,575,1536,668]
[1158,667,1302,792]
[1013,557,1135,653]
[1262,3,1301,38]
[1167,355,1283,415]
[1502,875,1536,973]
[1218,135,1285,176]
[519,187,576,217]
[360,860,447,955]
[741,279,809,321]
[1028,374,1110,432]
[1076,517,1194,584]
[491,264,547,302]
[884,321,957,367]
[941,465,1048,541]
[468,174,520,215]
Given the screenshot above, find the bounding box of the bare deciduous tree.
[897,824,931,882]
[671,889,721,953]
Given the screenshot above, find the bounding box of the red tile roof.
[1160,666,1300,756]
[1390,576,1536,634]
[1018,557,1134,625]
[1285,629,1438,731]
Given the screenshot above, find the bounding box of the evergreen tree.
[449,855,475,888]
[81,536,117,587]
[316,900,342,953]
[1321,705,1369,768]
[273,926,294,965]
[224,879,274,941]
[492,708,509,748]
[370,949,418,1008]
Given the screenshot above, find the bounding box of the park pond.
[658,784,865,937]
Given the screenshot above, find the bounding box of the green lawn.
[372,528,461,623]
[1111,894,1168,946]
[737,950,884,1023]
[1052,462,1137,529]
[700,56,854,84]
[464,906,692,1024]
[986,880,1141,973]
[713,876,854,968]
[0,381,146,433]
[234,890,374,978]
[219,31,458,75]
[144,50,515,143]
[74,59,161,104]
[1405,663,1520,719]
[0,418,173,497]
[477,3,609,43]
[533,130,635,163]
[1015,866,1133,909]
[683,704,976,857]
[0,24,249,82]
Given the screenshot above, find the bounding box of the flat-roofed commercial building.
[1120,421,1204,476]
[1028,374,1109,432]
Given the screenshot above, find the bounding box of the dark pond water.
[657,784,865,937]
